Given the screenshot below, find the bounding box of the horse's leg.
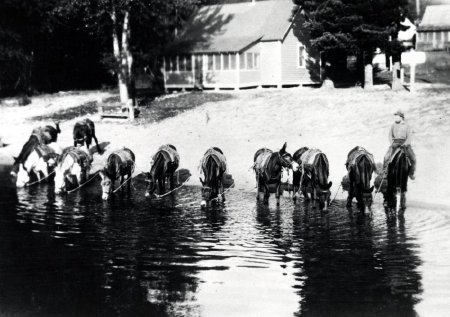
[170,172,175,190]
[93,134,101,153]
[347,180,354,208]
[263,181,270,205]
[127,173,132,191]
[275,182,281,206]
[221,178,225,202]
[158,178,164,194]
[256,176,260,201]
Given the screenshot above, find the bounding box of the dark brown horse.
[73,119,101,153]
[345,146,375,212]
[145,145,179,198]
[383,146,410,213]
[292,147,309,203]
[199,147,227,207]
[99,148,135,200]
[296,148,332,211]
[10,123,61,181]
[253,143,299,205]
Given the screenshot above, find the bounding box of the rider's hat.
[393,110,405,119]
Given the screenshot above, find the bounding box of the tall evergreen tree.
[297,0,409,87]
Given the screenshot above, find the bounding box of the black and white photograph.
[0,0,449,316]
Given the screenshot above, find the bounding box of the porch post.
[236,52,240,90]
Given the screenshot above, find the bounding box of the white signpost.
[401,50,427,92]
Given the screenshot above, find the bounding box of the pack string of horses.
[10,115,414,214]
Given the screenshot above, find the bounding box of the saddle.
[346,146,376,170]
[200,148,227,175]
[389,146,411,166]
[35,145,59,163]
[31,127,52,144]
[111,148,135,173]
[62,147,91,171]
[153,144,180,165]
[253,149,273,176]
[300,149,328,178]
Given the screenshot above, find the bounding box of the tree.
[296,0,409,88]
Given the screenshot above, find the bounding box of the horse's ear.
[327,181,333,189]
[280,142,287,153]
[199,177,204,186]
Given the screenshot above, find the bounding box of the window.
[165,57,171,72]
[223,54,230,70]
[179,56,186,72]
[171,56,177,72]
[186,55,192,71]
[207,54,214,71]
[298,45,306,68]
[254,53,260,69]
[246,53,254,70]
[230,54,236,70]
[215,54,221,70]
[239,54,246,69]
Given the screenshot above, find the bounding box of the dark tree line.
[0,0,411,96]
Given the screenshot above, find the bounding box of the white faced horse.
[54,147,92,194]
[15,143,62,187]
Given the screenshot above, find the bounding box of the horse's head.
[316,182,332,211]
[15,164,30,188]
[199,177,212,208]
[361,186,374,208]
[144,172,157,198]
[278,143,300,172]
[99,170,113,200]
[54,166,66,194]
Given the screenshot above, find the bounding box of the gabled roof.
[418,5,450,31]
[171,0,299,54]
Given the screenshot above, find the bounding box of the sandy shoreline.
[1,86,450,207]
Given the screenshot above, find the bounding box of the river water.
[0,164,449,317]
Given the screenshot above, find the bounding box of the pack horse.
[253,143,299,205]
[99,148,135,200]
[199,147,227,207]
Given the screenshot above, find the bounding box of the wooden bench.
[98,100,135,121]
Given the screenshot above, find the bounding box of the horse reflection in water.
[292,203,422,317]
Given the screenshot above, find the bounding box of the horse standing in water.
[73,119,101,153]
[14,144,61,187]
[54,147,92,194]
[10,123,61,184]
[145,145,180,198]
[199,147,227,207]
[253,143,299,205]
[383,146,410,213]
[295,148,332,211]
[99,148,135,200]
[344,146,375,212]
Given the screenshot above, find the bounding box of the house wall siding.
[261,41,281,85]
[281,20,320,84]
[417,30,450,50]
[204,71,237,87]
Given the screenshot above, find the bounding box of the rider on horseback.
[382,110,416,180]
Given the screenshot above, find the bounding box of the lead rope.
[67,170,101,193]
[25,170,56,187]
[112,162,145,194]
[372,172,386,201]
[329,183,343,205]
[211,181,235,202]
[154,176,191,198]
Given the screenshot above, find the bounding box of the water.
[1,165,450,317]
